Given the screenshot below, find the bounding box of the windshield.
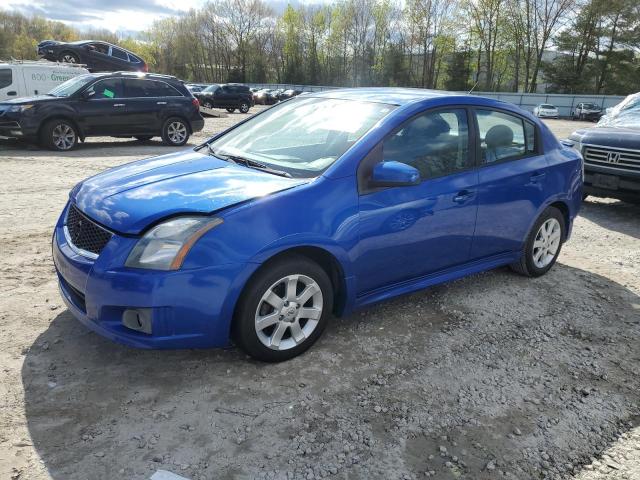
[203,85,219,93]
[48,74,95,97]
[583,103,599,110]
[206,97,395,178]
[540,104,555,109]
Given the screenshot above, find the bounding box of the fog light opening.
[122,308,153,334]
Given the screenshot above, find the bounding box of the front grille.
[583,145,640,173]
[65,204,112,256]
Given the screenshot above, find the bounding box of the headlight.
[9,104,34,113]
[125,216,223,270]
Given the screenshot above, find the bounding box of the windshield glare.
[48,74,95,97]
[207,97,395,178]
[204,85,219,92]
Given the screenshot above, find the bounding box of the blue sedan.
[53,88,583,361]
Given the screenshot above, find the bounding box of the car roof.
[87,72,180,82]
[307,87,462,106]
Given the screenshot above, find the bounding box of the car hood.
[0,95,64,106]
[569,127,640,150]
[71,150,308,235]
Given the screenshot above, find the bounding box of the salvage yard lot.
[1,113,639,480]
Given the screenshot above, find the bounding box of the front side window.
[0,68,12,89]
[87,78,124,99]
[89,43,109,55]
[207,97,395,178]
[382,109,471,180]
[475,110,528,164]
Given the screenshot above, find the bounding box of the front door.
[75,78,129,135]
[355,108,479,295]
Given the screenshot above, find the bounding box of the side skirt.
[354,252,519,309]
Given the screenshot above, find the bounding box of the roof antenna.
[468,71,480,94]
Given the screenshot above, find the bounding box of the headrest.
[485,125,514,148]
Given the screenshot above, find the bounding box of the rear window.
[0,69,12,89]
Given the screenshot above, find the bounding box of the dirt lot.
[0,113,638,480]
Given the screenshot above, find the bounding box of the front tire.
[510,206,565,277]
[233,255,334,362]
[41,119,78,151]
[226,108,235,113]
[135,135,153,141]
[239,102,250,113]
[161,117,189,146]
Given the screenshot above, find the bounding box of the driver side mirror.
[370,161,421,188]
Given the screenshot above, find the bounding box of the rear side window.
[123,79,181,97]
[383,109,471,180]
[111,48,128,60]
[0,69,12,89]
[475,110,529,164]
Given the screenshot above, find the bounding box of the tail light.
[143,63,148,72]
[192,98,200,109]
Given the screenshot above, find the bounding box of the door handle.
[7,91,16,96]
[113,103,125,107]
[530,172,546,182]
[453,190,475,203]
[156,101,167,105]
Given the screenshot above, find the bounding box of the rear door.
[122,78,184,133]
[469,108,549,259]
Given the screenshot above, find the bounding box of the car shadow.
[0,138,198,157]
[581,197,640,240]
[22,264,640,479]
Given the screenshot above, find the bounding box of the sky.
[4,0,316,34]
[5,0,210,34]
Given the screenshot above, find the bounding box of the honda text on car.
[52,89,582,361]
[37,40,148,73]
[0,72,204,150]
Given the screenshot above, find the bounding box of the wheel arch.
[232,245,350,324]
[38,115,85,141]
[548,200,570,240]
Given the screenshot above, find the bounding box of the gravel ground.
[0,112,638,480]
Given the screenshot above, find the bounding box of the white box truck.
[0,61,90,101]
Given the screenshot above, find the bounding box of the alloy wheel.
[167,121,187,144]
[532,218,561,268]
[62,54,76,63]
[254,274,323,351]
[240,103,249,113]
[52,124,76,150]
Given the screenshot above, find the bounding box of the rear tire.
[510,206,565,277]
[239,102,250,114]
[41,119,78,151]
[232,254,334,362]
[161,117,189,146]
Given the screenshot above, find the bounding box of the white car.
[0,60,89,101]
[534,104,559,118]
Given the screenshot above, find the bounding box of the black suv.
[37,40,148,73]
[194,83,254,113]
[0,72,204,151]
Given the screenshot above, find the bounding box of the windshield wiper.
[208,146,292,178]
